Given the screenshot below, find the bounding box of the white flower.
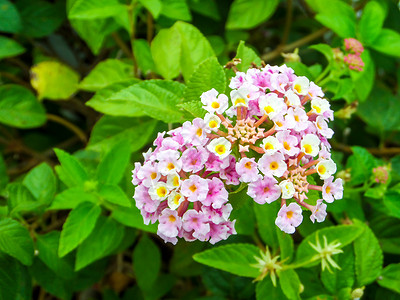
[204,113,221,132]
[260,136,282,155]
[301,134,320,157]
[279,180,295,199]
[258,93,286,119]
[148,182,169,201]
[168,191,184,210]
[292,76,310,95]
[285,89,301,106]
[311,97,330,115]
[316,159,337,179]
[207,137,231,159]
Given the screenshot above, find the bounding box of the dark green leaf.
[0,218,34,266]
[50,188,98,210]
[111,205,157,233]
[58,202,101,257]
[253,201,279,250]
[378,264,400,294]
[138,0,162,18]
[23,163,56,205]
[68,0,126,19]
[277,227,294,262]
[350,50,374,102]
[0,0,22,33]
[346,146,377,186]
[177,101,205,119]
[0,253,31,300]
[133,39,156,74]
[7,183,42,216]
[188,0,220,21]
[256,276,286,300]
[226,0,279,30]
[193,243,260,278]
[384,190,400,219]
[0,154,8,193]
[169,241,204,277]
[133,235,161,291]
[76,216,124,270]
[160,0,191,21]
[0,85,45,128]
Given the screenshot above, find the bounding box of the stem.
[281,0,293,47]
[146,12,154,43]
[46,114,87,144]
[255,114,268,127]
[263,125,276,137]
[127,2,138,77]
[111,33,133,58]
[249,144,265,154]
[315,64,331,84]
[308,184,322,191]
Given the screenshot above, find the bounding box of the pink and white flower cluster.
[132,64,343,243]
[343,38,365,72]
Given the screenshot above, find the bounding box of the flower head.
[309,235,343,272]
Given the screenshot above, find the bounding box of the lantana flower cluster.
[132,64,343,244]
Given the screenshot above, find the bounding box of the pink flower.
[202,204,232,224]
[322,176,343,203]
[201,88,229,114]
[136,161,160,187]
[310,199,327,223]
[344,54,364,72]
[182,209,210,241]
[202,177,228,208]
[181,118,208,146]
[275,203,303,234]
[236,157,260,183]
[276,130,300,157]
[181,175,209,202]
[219,155,240,185]
[181,146,209,173]
[247,176,281,204]
[158,209,182,238]
[156,149,182,176]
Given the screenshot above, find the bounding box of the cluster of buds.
[343,38,365,72]
[132,64,343,244]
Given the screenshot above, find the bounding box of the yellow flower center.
[156,186,167,198]
[326,186,331,194]
[209,120,218,128]
[245,161,252,169]
[235,98,246,106]
[211,101,220,109]
[318,165,326,174]
[286,211,294,219]
[283,141,291,151]
[294,115,300,122]
[264,143,273,150]
[264,106,274,114]
[167,162,175,170]
[215,144,226,155]
[189,184,197,193]
[304,144,312,154]
[151,172,157,179]
[196,128,203,136]
[173,194,181,205]
[294,84,301,94]
[270,161,279,170]
[173,176,180,186]
[313,105,321,113]
[169,215,176,223]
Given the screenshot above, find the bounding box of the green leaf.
[0,84,45,128]
[295,224,364,267]
[68,0,126,19]
[193,243,260,278]
[76,216,124,270]
[138,0,162,18]
[276,227,294,262]
[96,140,131,185]
[88,116,157,153]
[0,218,34,266]
[85,80,143,116]
[310,0,356,38]
[383,189,400,219]
[253,201,279,250]
[346,146,377,186]
[279,269,301,300]
[370,29,400,57]
[79,59,133,92]
[0,253,31,300]
[7,182,42,216]
[169,241,204,277]
[16,0,65,38]
[358,1,385,45]
[31,61,80,100]
[50,188,98,210]
[99,185,132,208]
[226,0,279,30]
[151,25,181,80]
[321,245,355,293]
[378,264,400,294]
[256,276,286,300]
[108,80,185,122]
[133,235,161,291]
[188,0,220,21]
[183,57,226,103]
[357,87,400,136]
[353,221,383,286]
[23,163,56,205]
[160,0,191,21]
[350,49,374,102]
[111,205,157,233]
[177,100,205,119]
[151,21,214,81]
[0,0,22,33]
[58,202,102,257]
[36,232,75,280]
[0,154,8,193]
[285,62,314,80]
[133,39,156,74]
[235,41,262,72]
[309,44,334,65]
[54,148,89,188]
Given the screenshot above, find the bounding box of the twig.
[111,32,133,59]
[147,12,154,43]
[332,141,400,156]
[262,28,329,61]
[0,72,32,89]
[281,0,293,47]
[46,114,87,144]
